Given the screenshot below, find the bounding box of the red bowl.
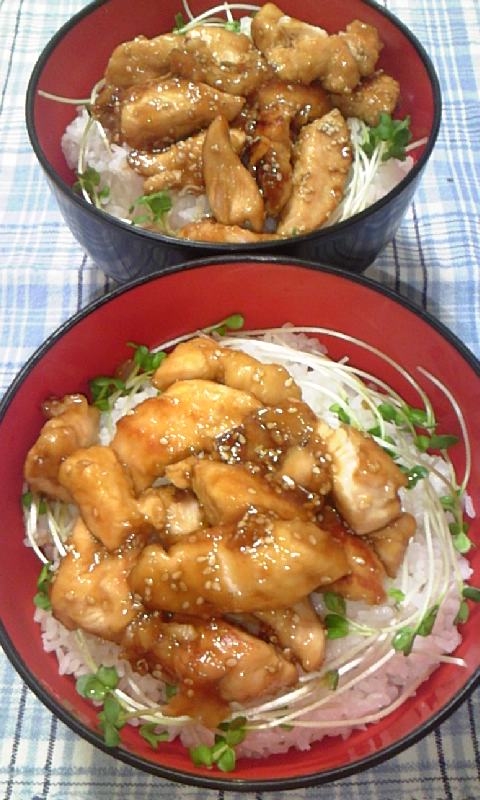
[0,258,478,790]
[25,0,441,280]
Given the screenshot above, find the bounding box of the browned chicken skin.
[24,394,100,503]
[121,613,298,727]
[120,78,245,149]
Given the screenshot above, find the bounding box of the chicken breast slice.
[190,459,312,524]
[317,421,407,535]
[111,379,261,492]
[128,128,245,194]
[179,220,281,243]
[58,444,149,551]
[120,78,245,149]
[203,115,265,232]
[367,512,416,577]
[277,109,352,236]
[50,518,141,642]
[103,33,179,88]
[24,394,100,503]
[254,597,326,671]
[153,335,301,404]
[121,613,298,727]
[129,513,349,614]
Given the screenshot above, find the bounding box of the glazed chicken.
[26,336,419,728]
[57,444,149,551]
[251,4,382,93]
[103,33,178,87]
[85,2,405,243]
[330,70,400,127]
[169,25,270,96]
[128,128,246,195]
[317,420,408,535]
[152,335,302,404]
[253,597,326,671]
[24,394,100,503]
[129,513,350,614]
[367,511,416,577]
[121,613,298,727]
[50,518,140,642]
[119,78,245,149]
[190,459,313,523]
[202,115,265,232]
[112,379,261,492]
[277,109,352,235]
[178,220,281,243]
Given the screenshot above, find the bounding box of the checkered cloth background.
[0,1,479,798]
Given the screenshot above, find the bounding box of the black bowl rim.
[0,255,479,791]
[25,0,442,254]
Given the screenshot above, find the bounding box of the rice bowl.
[0,261,479,790]
[25,326,474,766]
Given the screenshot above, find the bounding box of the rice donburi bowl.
[21,318,479,771]
[1,260,478,788]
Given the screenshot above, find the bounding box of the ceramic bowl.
[26,0,441,282]
[0,258,478,790]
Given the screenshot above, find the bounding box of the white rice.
[27,329,473,760]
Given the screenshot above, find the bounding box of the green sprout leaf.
[416,604,439,637]
[325,613,349,640]
[89,375,126,411]
[33,562,53,610]
[324,669,339,690]
[139,723,170,749]
[76,665,125,747]
[402,464,429,489]
[127,342,167,373]
[392,625,416,655]
[362,113,412,162]
[74,167,110,208]
[189,718,246,772]
[323,591,346,616]
[206,313,245,337]
[225,20,241,32]
[387,587,406,604]
[129,191,172,228]
[462,585,480,603]
[329,403,351,424]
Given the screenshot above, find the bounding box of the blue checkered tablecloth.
[0,1,479,798]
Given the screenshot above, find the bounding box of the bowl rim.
[1,255,479,790]
[25,0,442,254]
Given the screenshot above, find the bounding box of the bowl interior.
[29,0,438,190]
[0,259,478,790]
